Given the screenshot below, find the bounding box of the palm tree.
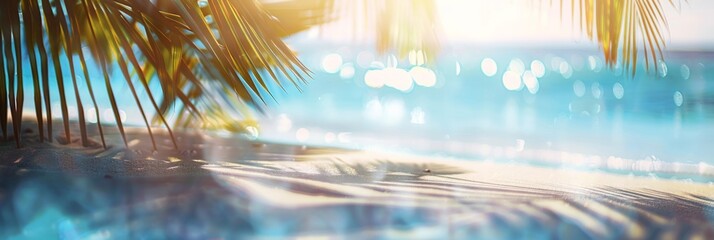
[1,0,685,149]
[1,0,331,148]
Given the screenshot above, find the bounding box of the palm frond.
[325,0,681,74]
[262,0,334,38]
[0,0,690,149]
[1,0,25,147]
[559,0,684,76]
[325,0,440,63]
[1,0,330,148]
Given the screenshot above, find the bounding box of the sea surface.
[249,45,714,181]
[4,45,714,239]
[18,44,714,178]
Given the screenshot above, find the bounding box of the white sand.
[1,121,713,239]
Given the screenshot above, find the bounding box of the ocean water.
[256,45,714,180]
[16,44,714,179]
[3,45,714,239]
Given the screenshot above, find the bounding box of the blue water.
[6,44,714,239]
[255,45,714,176]
[15,44,714,176]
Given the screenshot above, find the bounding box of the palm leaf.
[1,0,331,148]
[324,0,440,63]
[556,0,684,76]
[1,0,25,147]
[325,0,681,74]
[0,0,689,149]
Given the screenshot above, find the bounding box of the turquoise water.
[4,45,714,239]
[252,45,714,178]
[16,44,714,178]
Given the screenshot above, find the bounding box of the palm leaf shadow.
[2,144,713,238]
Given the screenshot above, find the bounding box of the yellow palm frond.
[325,0,682,74]
[559,0,684,76]
[325,0,440,63]
[1,0,331,148]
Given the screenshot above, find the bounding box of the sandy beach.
[1,121,713,239]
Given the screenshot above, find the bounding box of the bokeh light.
[559,61,573,79]
[573,80,586,97]
[522,71,539,94]
[673,91,684,107]
[591,82,602,99]
[481,58,498,77]
[530,60,545,78]
[321,53,343,73]
[588,56,603,72]
[410,66,437,87]
[658,60,668,78]
[296,128,310,142]
[364,69,385,88]
[384,68,414,92]
[502,70,522,91]
[339,64,355,79]
[86,108,98,123]
[680,64,690,80]
[455,61,462,76]
[508,58,526,74]
[613,82,625,99]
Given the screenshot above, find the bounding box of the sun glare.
[437,0,580,45]
[304,0,713,50]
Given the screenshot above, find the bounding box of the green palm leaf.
[1,0,331,148]
[0,0,691,150]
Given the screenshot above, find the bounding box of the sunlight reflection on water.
[254,46,714,179]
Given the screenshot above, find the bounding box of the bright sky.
[309,0,714,50]
[436,0,714,49]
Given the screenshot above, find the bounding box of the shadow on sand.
[1,122,713,239]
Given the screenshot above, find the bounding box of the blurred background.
[17,0,714,179]
[4,1,714,239]
[256,0,714,178]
